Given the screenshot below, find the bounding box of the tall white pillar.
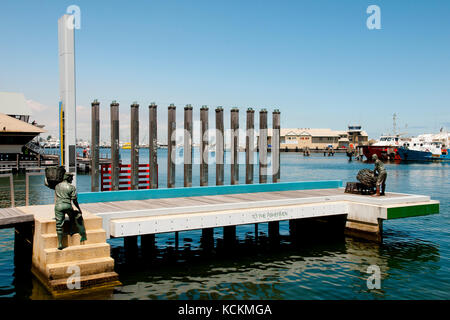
[58,14,77,186]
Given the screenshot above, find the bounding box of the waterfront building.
[347,125,369,148]
[264,126,368,151]
[0,92,45,159]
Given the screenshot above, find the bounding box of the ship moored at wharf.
[397,132,450,161]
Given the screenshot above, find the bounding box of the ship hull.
[362,146,401,161]
[397,147,450,162]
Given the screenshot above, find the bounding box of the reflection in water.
[0,152,448,299]
[15,228,441,300]
[108,229,440,300]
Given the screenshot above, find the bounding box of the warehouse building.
[264,126,368,151]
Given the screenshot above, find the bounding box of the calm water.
[0,149,449,299]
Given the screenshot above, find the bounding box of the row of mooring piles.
[89,101,281,252]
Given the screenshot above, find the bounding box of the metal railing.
[100,163,157,191]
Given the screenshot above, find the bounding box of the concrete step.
[46,257,115,280]
[39,216,103,235]
[41,229,106,249]
[49,271,120,292]
[44,242,111,264]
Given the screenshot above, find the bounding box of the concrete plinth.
[20,204,120,297]
[345,219,383,242]
[344,202,385,242]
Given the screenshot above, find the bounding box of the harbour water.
[0,150,449,299]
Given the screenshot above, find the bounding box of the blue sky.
[0,0,449,141]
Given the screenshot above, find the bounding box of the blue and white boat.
[397,132,450,162]
[397,147,450,161]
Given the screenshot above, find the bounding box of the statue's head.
[372,154,378,161]
[64,172,74,183]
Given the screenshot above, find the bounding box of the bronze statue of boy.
[54,172,87,250]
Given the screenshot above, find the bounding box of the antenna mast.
[393,113,397,136]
